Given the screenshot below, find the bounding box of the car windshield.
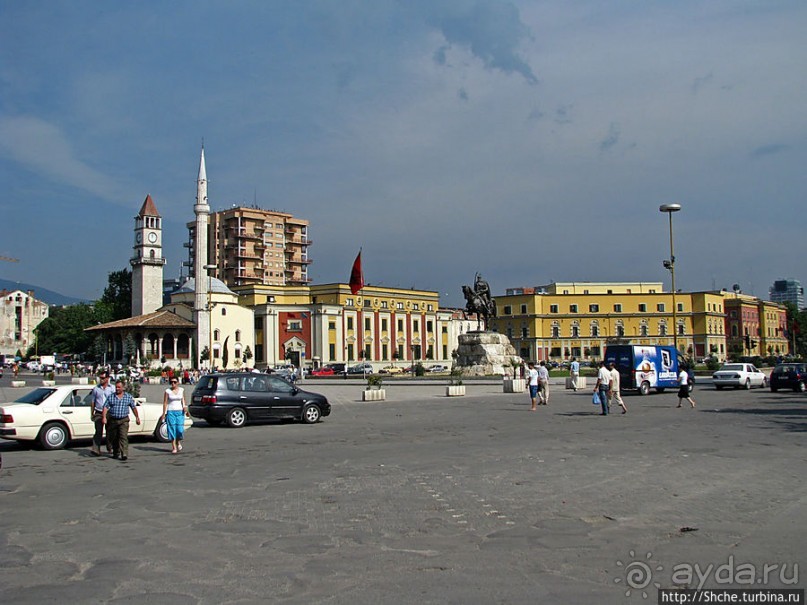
[13,388,57,405]
[721,364,744,371]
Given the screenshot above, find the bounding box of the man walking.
[594,360,612,415]
[526,362,540,411]
[569,357,580,391]
[537,361,550,405]
[102,380,141,461]
[608,362,627,414]
[89,372,115,456]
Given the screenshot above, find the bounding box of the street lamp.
[659,203,681,354]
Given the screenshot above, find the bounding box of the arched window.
[551,324,560,338]
[659,322,667,336]
[214,329,220,341]
[235,330,241,342]
[221,307,227,316]
[177,334,190,359]
[591,322,599,337]
[162,334,175,359]
[571,324,579,338]
[616,323,625,337]
[640,323,649,337]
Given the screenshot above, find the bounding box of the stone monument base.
[455,331,522,376]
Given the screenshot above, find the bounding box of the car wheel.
[39,422,68,450]
[154,421,170,443]
[302,403,321,424]
[797,381,806,393]
[226,407,247,428]
[639,381,650,396]
[744,379,751,390]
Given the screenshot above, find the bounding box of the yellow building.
[492,282,728,362]
[236,283,460,369]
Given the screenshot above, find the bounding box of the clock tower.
[131,194,166,316]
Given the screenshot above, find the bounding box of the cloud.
[750,144,790,158]
[407,0,538,84]
[0,115,119,200]
[599,122,620,152]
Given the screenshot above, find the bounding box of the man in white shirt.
[526,362,540,411]
[570,358,580,391]
[594,361,612,415]
[537,361,550,405]
[608,362,627,414]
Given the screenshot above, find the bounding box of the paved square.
[1,378,805,603]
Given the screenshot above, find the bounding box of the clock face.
[147,232,158,244]
[136,232,142,243]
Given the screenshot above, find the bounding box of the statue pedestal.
[455,332,522,376]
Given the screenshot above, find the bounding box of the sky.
[1,0,805,308]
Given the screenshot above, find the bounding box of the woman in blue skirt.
[161,377,188,454]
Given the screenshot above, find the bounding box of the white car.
[0,385,191,450]
[712,363,768,390]
[428,364,450,373]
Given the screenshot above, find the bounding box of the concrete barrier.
[446,385,466,397]
[503,378,526,393]
[362,389,386,402]
[71,377,89,384]
[11,380,26,388]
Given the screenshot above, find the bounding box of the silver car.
[712,363,768,390]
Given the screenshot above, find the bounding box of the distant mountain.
[0,278,89,306]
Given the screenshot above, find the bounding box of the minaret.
[193,146,211,367]
[131,194,166,316]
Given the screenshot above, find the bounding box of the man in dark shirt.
[102,380,141,461]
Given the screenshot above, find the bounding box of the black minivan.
[769,364,807,393]
[189,372,331,428]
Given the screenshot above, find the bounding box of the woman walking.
[162,378,188,454]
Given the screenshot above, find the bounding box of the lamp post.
[659,203,681,354]
[204,264,216,370]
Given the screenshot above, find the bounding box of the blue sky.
[1,0,805,307]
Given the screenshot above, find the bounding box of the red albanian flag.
[349,249,364,295]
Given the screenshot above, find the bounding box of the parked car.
[0,385,188,450]
[712,363,768,390]
[769,363,807,393]
[310,367,336,376]
[347,363,374,375]
[379,365,404,374]
[189,372,330,428]
[428,364,449,373]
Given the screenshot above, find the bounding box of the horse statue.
[462,273,497,331]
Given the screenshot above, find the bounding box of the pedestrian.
[608,362,627,414]
[102,380,141,461]
[161,377,188,454]
[676,366,696,409]
[89,372,115,456]
[594,360,612,415]
[569,357,580,391]
[537,361,550,405]
[526,362,540,411]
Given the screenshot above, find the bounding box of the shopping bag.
[592,391,601,405]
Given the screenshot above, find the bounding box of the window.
[413,303,419,311]
[235,330,241,342]
[616,324,625,337]
[329,321,336,331]
[657,303,665,312]
[677,303,684,312]
[571,325,579,338]
[552,325,560,338]
[570,304,578,313]
[589,304,599,313]
[364,318,371,331]
[639,303,647,312]
[347,317,354,330]
[613,304,622,312]
[214,329,220,341]
[640,324,648,337]
[678,324,685,335]
[659,323,667,336]
[591,325,599,337]
[413,320,419,331]
[288,320,302,332]
[397,319,404,331]
[397,302,404,310]
[381,301,388,309]
[381,319,388,331]
[504,305,512,315]
[550,304,559,314]
[520,304,527,314]
[346,298,354,307]
[364,299,372,308]
[426,320,433,332]
[221,308,227,316]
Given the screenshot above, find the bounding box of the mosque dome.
[174,277,235,295]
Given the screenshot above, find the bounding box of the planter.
[503,378,526,393]
[42,380,56,387]
[71,377,89,384]
[362,389,386,402]
[148,377,162,385]
[446,385,466,397]
[11,380,26,388]
[565,376,587,390]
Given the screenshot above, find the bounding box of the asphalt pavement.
[0,373,805,604]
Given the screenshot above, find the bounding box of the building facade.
[187,206,312,289]
[724,293,788,358]
[0,289,49,357]
[769,279,804,310]
[492,282,729,362]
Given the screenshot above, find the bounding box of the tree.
[95,269,132,323]
[222,336,230,368]
[28,304,98,358]
[242,345,253,364]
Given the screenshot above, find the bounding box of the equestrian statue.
[462,272,497,331]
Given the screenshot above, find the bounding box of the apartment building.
[0,289,49,357]
[187,206,311,289]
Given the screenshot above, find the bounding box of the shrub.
[366,374,383,389]
[449,368,464,385]
[414,363,426,377]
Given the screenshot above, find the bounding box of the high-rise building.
[769,279,804,309]
[187,206,311,289]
